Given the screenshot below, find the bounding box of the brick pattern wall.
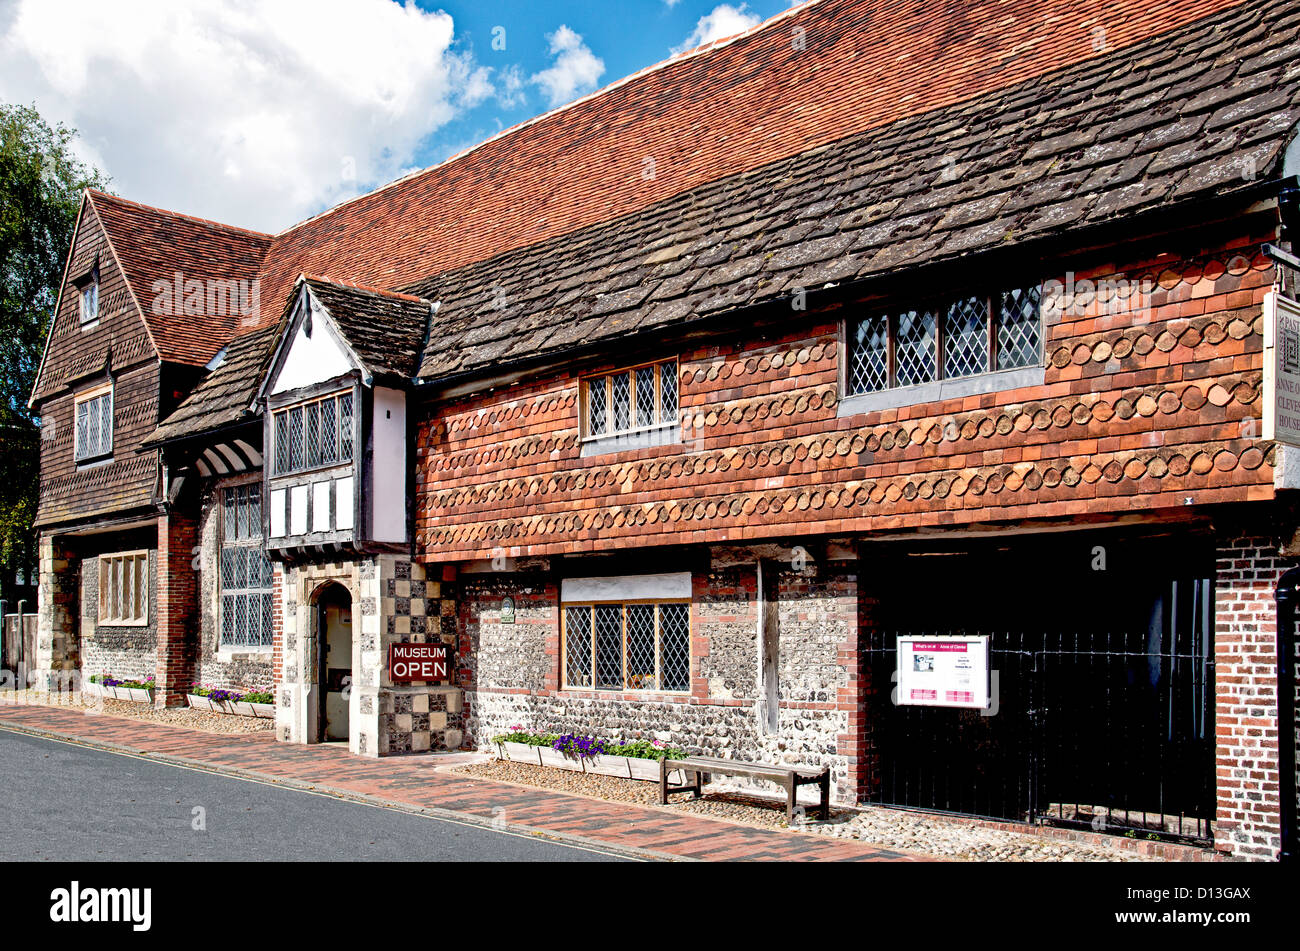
[155,513,198,708]
[1215,530,1295,860]
[416,238,1277,564]
[462,562,860,802]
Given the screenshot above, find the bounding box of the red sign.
[389,643,450,683]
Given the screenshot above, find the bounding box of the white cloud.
[496,64,527,110]
[672,3,762,54]
[529,25,605,109]
[0,0,493,232]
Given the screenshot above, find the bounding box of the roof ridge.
[273,0,829,239]
[301,273,428,303]
[87,188,274,241]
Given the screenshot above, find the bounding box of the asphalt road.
[0,729,627,862]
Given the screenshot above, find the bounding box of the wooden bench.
[659,755,831,822]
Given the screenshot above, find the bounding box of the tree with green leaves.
[1,102,108,599]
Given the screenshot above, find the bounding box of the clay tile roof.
[410,0,1300,381]
[89,190,273,366]
[249,0,1261,329]
[143,324,280,446]
[303,276,433,382]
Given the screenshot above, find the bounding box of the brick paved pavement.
[0,702,923,862]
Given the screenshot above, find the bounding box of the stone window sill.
[579,423,681,457]
[837,365,1046,417]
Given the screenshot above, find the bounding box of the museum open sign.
[389,643,450,683]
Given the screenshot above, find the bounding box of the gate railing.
[865,629,1216,845]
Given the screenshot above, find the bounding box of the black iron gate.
[866,626,1216,843]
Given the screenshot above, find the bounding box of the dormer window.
[78,266,100,326]
[272,390,354,475]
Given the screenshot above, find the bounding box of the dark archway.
[312,582,352,743]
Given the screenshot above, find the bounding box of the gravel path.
[2,689,273,735]
[455,759,1162,861]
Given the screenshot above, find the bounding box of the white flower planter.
[499,742,542,764]
[86,682,153,703]
[186,694,273,717]
[537,746,579,770]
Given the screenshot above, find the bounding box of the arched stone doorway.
[312,581,352,743]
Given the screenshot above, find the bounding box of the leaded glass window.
[583,360,679,439]
[220,484,273,647]
[846,283,1043,396]
[273,391,354,475]
[563,601,691,692]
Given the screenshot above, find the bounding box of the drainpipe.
[1273,568,1299,864]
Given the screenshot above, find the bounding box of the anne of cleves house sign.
[25,0,1300,860]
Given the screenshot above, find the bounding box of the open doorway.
[313,582,352,743]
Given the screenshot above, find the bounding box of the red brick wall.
[1214,531,1293,860]
[155,512,198,708]
[416,230,1278,563]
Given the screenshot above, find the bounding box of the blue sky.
[409,1,800,167]
[0,0,804,231]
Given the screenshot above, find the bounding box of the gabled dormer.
[259,276,433,558]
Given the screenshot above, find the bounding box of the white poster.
[897,635,990,709]
[1264,290,1300,448]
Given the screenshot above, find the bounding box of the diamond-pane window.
[220,484,272,647]
[274,412,289,473]
[564,606,593,687]
[659,363,678,423]
[74,388,112,461]
[321,398,337,465]
[998,285,1043,369]
[589,378,607,435]
[340,393,354,459]
[611,372,631,431]
[848,313,889,395]
[660,604,690,691]
[583,360,679,439]
[895,309,938,387]
[848,282,1042,394]
[595,605,623,690]
[944,296,989,379]
[275,392,352,475]
[635,365,656,428]
[563,599,690,692]
[288,406,304,471]
[626,605,657,690]
[306,402,320,467]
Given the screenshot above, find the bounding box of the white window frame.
[74,383,114,462]
[98,550,148,626]
[580,359,679,442]
[561,599,691,694]
[78,267,100,326]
